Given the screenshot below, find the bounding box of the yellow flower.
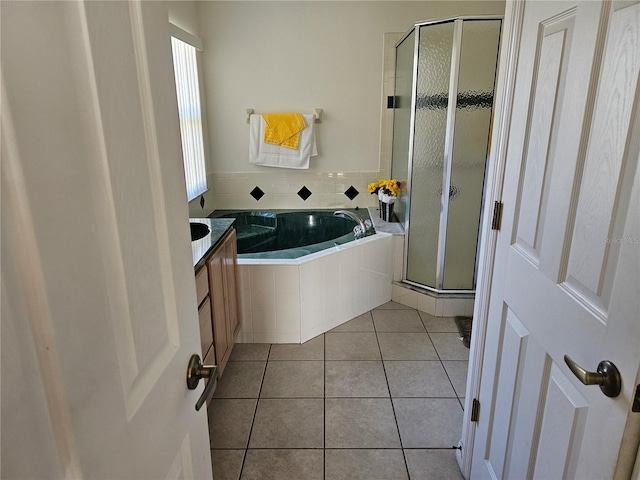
[367,181,380,194]
[369,179,401,197]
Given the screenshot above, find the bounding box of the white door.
[1,1,212,478]
[471,0,640,478]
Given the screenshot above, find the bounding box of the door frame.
[457,1,525,475]
[458,1,640,478]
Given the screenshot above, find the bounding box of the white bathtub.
[235,232,394,343]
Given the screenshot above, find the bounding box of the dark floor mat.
[455,316,473,348]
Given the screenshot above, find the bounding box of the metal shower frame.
[395,15,503,295]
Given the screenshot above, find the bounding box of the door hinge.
[491,201,503,231]
[633,385,640,413]
[471,398,480,422]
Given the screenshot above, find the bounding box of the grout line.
[211,446,461,451]
[439,357,468,412]
[237,343,272,480]
[215,395,460,400]
[323,332,326,480]
[218,312,469,478]
[230,447,422,450]
[371,308,412,480]
[402,448,411,480]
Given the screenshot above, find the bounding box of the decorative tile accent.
[250,186,265,201]
[199,195,205,208]
[297,186,312,201]
[344,185,359,200]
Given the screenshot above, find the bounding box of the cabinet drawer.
[198,297,213,357]
[203,345,217,406]
[204,343,215,367]
[195,265,208,307]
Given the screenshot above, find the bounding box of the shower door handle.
[564,355,621,398]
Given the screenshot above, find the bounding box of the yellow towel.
[262,113,306,150]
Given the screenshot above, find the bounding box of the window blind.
[171,36,207,202]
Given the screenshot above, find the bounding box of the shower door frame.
[397,15,503,295]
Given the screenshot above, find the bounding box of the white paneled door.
[471,0,640,479]
[1,1,212,478]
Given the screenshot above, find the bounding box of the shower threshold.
[391,281,475,317]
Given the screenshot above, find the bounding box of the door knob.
[186,354,218,411]
[563,355,621,398]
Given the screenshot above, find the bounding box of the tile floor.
[208,301,469,480]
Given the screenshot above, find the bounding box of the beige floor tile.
[372,309,426,332]
[211,450,244,480]
[393,398,463,448]
[325,361,389,397]
[377,333,438,360]
[325,333,381,360]
[249,398,324,448]
[213,362,266,399]
[330,312,375,332]
[268,335,324,360]
[325,449,408,480]
[442,360,469,398]
[384,361,456,397]
[241,450,323,480]
[325,398,400,448]
[260,361,324,398]
[229,343,271,361]
[208,399,257,449]
[404,449,464,480]
[429,333,470,360]
[418,312,459,333]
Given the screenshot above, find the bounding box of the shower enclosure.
[391,17,501,293]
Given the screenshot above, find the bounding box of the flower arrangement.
[367,179,401,203]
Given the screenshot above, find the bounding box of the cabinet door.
[223,230,241,341]
[198,297,213,357]
[208,248,229,375]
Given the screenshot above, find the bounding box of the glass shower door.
[443,20,501,289]
[405,21,455,289]
[390,30,414,226]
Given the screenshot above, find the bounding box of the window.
[170,29,207,202]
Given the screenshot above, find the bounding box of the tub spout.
[334,210,367,238]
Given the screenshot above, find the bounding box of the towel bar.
[246,108,323,124]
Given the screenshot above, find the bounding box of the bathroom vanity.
[191,218,240,397]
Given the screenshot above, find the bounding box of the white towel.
[249,113,317,169]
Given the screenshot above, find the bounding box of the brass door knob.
[186,354,218,411]
[564,355,621,398]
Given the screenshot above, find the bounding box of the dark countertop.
[190,217,236,269]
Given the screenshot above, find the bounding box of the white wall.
[167,1,199,36]
[189,1,504,214]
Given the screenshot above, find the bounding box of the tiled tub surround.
[236,232,394,344]
[192,172,385,215]
[208,302,467,480]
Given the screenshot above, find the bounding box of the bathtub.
[210,209,394,343]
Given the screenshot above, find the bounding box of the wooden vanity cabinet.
[195,265,216,399]
[194,226,240,387]
[206,228,240,376]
